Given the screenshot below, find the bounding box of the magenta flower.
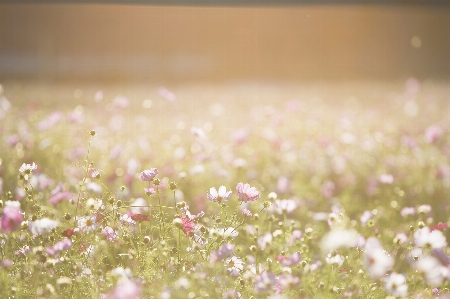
[236,183,259,203]
[1,206,23,233]
[139,168,158,181]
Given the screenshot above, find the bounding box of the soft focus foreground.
[0,79,449,299]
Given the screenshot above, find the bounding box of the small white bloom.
[257,232,273,250]
[130,197,148,214]
[414,227,447,249]
[207,186,232,203]
[326,254,345,267]
[271,199,297,215]
[29,218,59,235]
[363,237,393,278]
[320,228,358,254]
[415,256,447,287]
[385,272,408,297]
[225,256,244,277]
[77,215,97,232]
[19,162,37,173]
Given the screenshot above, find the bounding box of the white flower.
[86,198,104,211]
[363,237,393,278]
[212,227,238,239]
[207,186,232,203]
[326,254,345,267]
[225,256,244,277]
[111,267,133,281]
[417,204,432,214]
[385,272,408,297]
[29,218,59,235]
[5,200,20,208]
[414,227,447,249]
[257,232,273,250]
[119,214,136,226]
[415,256,447,287]
[271,199,297,215]
[320,228,358,254]
[130,197,148,214]
[77,215,97,232]
[19,162,37,173]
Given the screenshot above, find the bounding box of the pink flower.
[102,226,117,242]
[108,280,141,299]
[236,183,259,203]
[425,125,443,144]
[276,176,291,194]
[139,168,158,181]
[321,181,335,198]
[48,191,74,205]
[242,209,252,217]
[276,252,301,267]
[1,206,23,233]
[209,243,235,263]
[46,238,72,256]
[144,187,156,195]
[181,216,195,237]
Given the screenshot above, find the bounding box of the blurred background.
[1,3,450,84]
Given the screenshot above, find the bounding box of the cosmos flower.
[77,215,98,232]
[363,237,393,278]
[102,226,117,242]
[326,253,345,267]
[414,227,447,249]
[385,272,408,297]
[29,218,59,235]
[140,168,158,181]
[414,256,447,287]
[209,244,235,263]
[1,206,23,233]
[19,162,37,173]
[225,256,244,277]
[207,186,232,203]
[108,279,141,299]
[254,272,276,294]
[272,199,297,215]
[277,252,302,267]
[242,209,252,217]
[236,183,259,203]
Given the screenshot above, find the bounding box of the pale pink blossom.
[236,183,259,203]
[102,226,117,242]
[1,206,23,233]
[140,168,158,181]
[385,272,408,297]
[108,280,141,299]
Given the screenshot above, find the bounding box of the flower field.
[0,79,449,298]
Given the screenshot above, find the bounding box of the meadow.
[0,79,449,298]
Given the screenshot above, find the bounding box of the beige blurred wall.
[0,4,449,82]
